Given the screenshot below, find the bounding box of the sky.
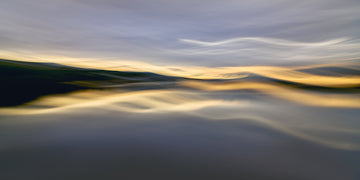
[1,0,360,74]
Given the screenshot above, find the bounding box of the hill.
[0,59,179,107]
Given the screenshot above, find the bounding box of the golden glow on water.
[1,87,359,151]
[0,89,227,115]
[180,81,360,108]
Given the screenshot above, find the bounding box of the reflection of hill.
[297,66,360,76]
[0,59,179,107]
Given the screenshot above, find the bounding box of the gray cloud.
[0,0,359,66]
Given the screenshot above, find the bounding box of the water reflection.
[180,81,360,108]
[1,81,360,179]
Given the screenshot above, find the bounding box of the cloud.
[180,37,349,47]
[171,36,360,66]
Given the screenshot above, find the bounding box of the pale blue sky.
[1,0,359,67]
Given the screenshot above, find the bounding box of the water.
[0,81,360,180]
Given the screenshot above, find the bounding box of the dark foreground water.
[1,81,360,180]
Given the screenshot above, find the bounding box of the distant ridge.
[1,59,359,107]
[0,59,180,107]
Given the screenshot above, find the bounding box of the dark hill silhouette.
[0,59,180,107]
[1,59,359,107]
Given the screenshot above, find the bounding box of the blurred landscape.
[2,0,360,179]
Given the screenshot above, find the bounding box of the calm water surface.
[1,81,360,180]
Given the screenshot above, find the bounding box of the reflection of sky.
[1,86,360,150]
[1,0,360,68]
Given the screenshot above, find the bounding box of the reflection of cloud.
[194,113,360,151]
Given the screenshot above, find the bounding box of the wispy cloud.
[180,37,349,47]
